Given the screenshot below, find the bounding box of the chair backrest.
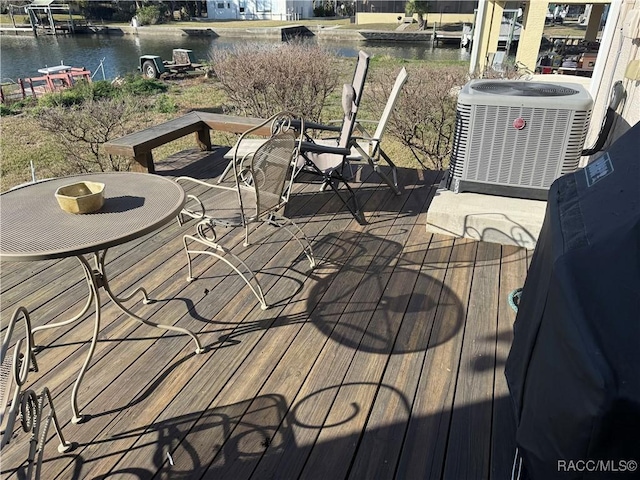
[337,51,371,150]
[1,308,35,449]
[295,52,371,174]
[337,83,359,150]
[233,112,302,218]
[372,67,408,144]
[351,50,371,107]
[251,129,298,214]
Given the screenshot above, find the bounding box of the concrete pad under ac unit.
[425,187,547,250]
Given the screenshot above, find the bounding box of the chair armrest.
[175,176,236,192]
[175,176,239,222]
[353,120,377,138]
[350,136,379,144]
[301,141,351,156]
[290,119,342,133]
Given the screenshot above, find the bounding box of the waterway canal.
[1,34,469,81]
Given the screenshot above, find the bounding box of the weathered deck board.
[442,240,501,480]
[196,179,413,480]
[297,175,437,480]
[0,152,530,480]
[394,237,479,480]
[249,182,430,480]
[347,233,454,480]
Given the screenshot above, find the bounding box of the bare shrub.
[367,64,468,170]
[210,42,339,121]
[35,97,151,173]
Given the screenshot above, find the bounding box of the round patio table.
[0,172,204,423]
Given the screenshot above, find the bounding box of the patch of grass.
[0,115,68,191]
[164,77,227,111]
[144,18,352,28]
[89,80,120,99]
[0,13,84,25]
[369,54,466,68]
[120,76,168,96]
[0,97,38,116]
[154,94,178,114]
[38,89,86,108]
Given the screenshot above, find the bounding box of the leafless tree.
[367,64,468,170]
[211,43,339,122]
[36,97,151,173]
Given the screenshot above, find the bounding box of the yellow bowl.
[55,181,105,214]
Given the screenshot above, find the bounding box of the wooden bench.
[104,111,270,173]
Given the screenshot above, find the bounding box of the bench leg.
[195,128,212,151]
[133,152,155,174]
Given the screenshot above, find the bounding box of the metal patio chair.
[176,112,315,310]
[1,307,73,480]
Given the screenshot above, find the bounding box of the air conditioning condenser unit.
[446,80,593,200]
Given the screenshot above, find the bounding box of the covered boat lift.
[24,0,74,36]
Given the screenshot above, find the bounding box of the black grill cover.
[505,121,640,479]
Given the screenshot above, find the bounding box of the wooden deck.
[1,149,530,480]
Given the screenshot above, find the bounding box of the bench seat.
[104,111,269,173]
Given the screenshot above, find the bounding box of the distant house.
[205,0,312,20]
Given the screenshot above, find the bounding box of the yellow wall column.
[477,0,505,71]
[515,0,548,72]
[584,3,605,41]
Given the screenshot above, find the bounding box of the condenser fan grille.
[471,81,579,97]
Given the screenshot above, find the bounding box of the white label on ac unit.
[584,153,614,187]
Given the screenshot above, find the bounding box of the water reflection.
[1,34,469,81]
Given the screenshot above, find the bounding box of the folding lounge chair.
[308,67,408,196]
[176,112,316,310]
[289,50,374,223]
[296,82,366,223]
[346,67,408,196]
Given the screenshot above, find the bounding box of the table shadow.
[100,195,145,213]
